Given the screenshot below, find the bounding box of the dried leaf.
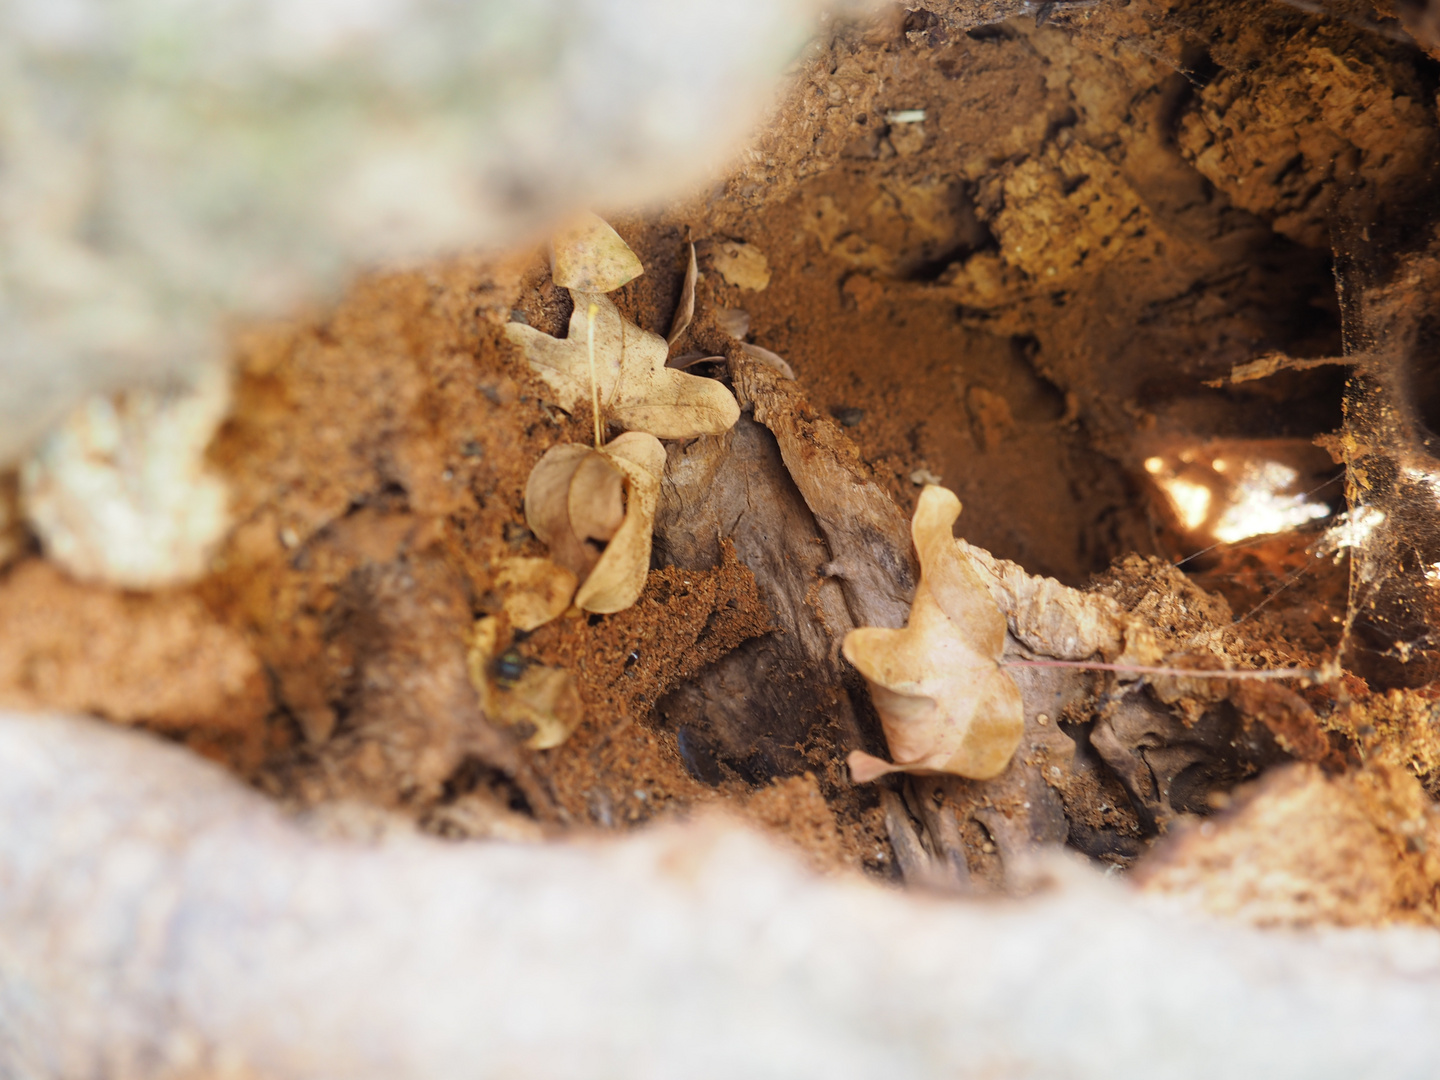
[523,433,666,615]
[494,556,579,632]
[714,306,751,340]
[712,240,771,290]
[573,432,666,614]
[667,242,698,347]
[506,291,740,439]
[524,444,623,579]
[739,342,795,380]
[843,485,1024,782]
[466,616,583,750]
[550,212,644,294]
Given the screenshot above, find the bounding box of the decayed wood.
[653,415,879,779]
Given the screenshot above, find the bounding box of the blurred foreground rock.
[3,710,1440,1079]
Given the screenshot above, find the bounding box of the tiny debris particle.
[982,842,996,853]
[280,527,299,549]
[886,109,926,123]
[461,440,483,458]
[1037,712,1050,724]
[910,467,943,486]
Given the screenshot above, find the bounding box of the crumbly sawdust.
[0,559,268,762]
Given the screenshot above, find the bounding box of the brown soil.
[4,0,1440,917]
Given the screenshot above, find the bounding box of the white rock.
[19,365,231,588]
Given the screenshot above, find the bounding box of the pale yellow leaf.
[550,212,644,294]
[506,292,740,440]
[842,484,1023,781]
[738,342,796,381]
[465,615,584,750]
[574,432,666,614]
[524,444,609,578]
[667,242,699,347]
[566,452,626,545]
[714,306,751,339]
[494,556,578,632]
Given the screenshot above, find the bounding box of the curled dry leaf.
[506,292,740,440]
[667,242,698,347]
[713,306,751,339]
[712,303,794,379]
[573,433,665,614]
[842,485,1024,782]
[739,342,796,381]
[494,556,579,632]
[524,443,624,581]
[524,432,666,615]
[466,616,583,750]
[550,212,644,294]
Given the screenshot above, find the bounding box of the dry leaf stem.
[586,300,603,449]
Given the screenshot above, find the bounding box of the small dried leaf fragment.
[550,212,644,294]
[466,616,583,750]
[712,240,771,290]
[506,292,740,439]
[494,556,579,632]
[667,242,698,347]
[843,485,1024,782]
[524,432,666,615]
[739,342,795,381]
[714,306,751,339]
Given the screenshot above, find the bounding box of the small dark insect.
[493,649,527,686]
[831,405,865,428]
[624,649,640,668]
